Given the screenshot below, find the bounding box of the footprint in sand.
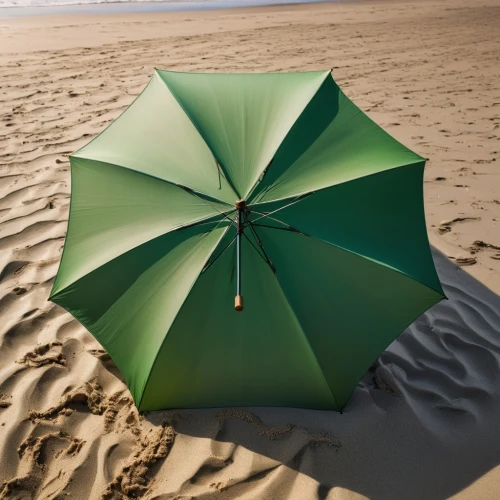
[16,341,66,368]
[437,217,480,234]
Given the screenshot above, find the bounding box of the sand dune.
[1,0,500,498]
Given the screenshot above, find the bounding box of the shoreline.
[0,0,354,53]
[0,0,338,18]
[0,0,441,19]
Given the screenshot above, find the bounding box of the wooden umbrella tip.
[235,295,244,312]
[235,199,246,209]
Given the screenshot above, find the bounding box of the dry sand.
[0,0,500,498]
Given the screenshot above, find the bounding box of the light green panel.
[251,76,424,204]
[158,70,330,199]
[52,156,230,295]
[139,236,337,411]
[73,72,237,204]
[53,226,227,403]
[258,227,443,409]
[252,163,443,294]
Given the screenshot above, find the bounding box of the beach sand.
[1,0,500,498]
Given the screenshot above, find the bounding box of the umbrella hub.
[235,199,246,210]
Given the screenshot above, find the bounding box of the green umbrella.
[50,70,444,412]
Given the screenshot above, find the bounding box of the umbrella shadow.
[144,248,500,500]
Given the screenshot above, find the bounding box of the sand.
[0,0,499,498]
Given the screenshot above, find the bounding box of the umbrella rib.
[241,230,269,267]
[201,213,239,274]
[174,215,231,234]
[246,221,276,275]
[241,212,270,267]
[215,157,222,190]
[201,235,237,274]
[245,210,293,229]
[247,192,313,224]
[203,212,236,235]
[251,223,306,235]
[246,210,309,236]
[177,184,237,225]
[246,208,309,237]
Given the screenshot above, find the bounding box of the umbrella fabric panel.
[73,72,237,204]
[251,162,443,295]
[257,227,443,409]
[52,226,227,405]
[157,70,331,200]
[51,156,230,296]
[139,235,337,411]
[250,75,424,204]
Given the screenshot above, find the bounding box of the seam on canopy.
[256,225,446,411]
[137,224,231,411]
[251,158,426,207]
[244,69,332,201]
[249,162,444,297]
[49,206,232,300]
[259,244,341,412]
[70,74,155,159]
[50,146,78,302]
[72,71,237,204]
[156,69,241,199]
[332,294,446,411]
[71,155,234,209]
[258,223,445,300]
[56,225,229,410]
[249,81,426,204]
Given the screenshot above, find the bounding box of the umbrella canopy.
[50,70,444,412]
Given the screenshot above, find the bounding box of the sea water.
[0,0,337,14]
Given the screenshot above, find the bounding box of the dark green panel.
[250,163,443,295]
[257,227,443,409]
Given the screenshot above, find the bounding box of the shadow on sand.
[143,248,500,499]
